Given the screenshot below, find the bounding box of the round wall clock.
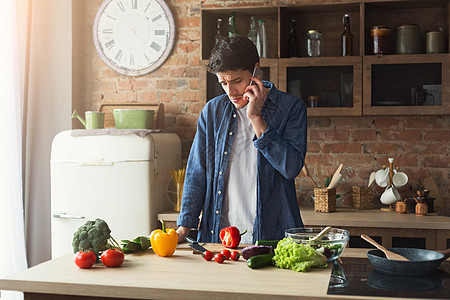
[93,0,176,76]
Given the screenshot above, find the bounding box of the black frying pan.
[367,248,450,276]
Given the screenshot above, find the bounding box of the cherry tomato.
[74,250,96,269]
[221,249,231,260]
[214,253,225,263]
[100,248,124,267]
[202,250,214,261]
[230,250,240,261]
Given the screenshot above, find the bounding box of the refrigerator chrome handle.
[52,212,85,219]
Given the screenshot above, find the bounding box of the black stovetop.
[327,257,450,299]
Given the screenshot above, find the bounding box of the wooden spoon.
[309,226,332,243]
[361,234,409,261]
[327,163,343,190]
[302,165,318,188]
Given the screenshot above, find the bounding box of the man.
[176,35,307,244]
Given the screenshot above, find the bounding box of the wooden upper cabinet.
[200,0,450,116]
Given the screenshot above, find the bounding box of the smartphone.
[250,67,264,85]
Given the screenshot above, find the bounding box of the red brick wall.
[75,1,449,208]
[305,116,450,207]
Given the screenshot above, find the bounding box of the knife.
[185,236,209,253]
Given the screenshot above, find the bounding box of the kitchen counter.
[159,207,450,250]
[0,248,442,300]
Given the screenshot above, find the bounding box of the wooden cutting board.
[177,242,253,254]
[422,176,448,210]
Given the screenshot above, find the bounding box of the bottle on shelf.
[228,12,238,37]
[288,19,299,57]
[214,18,225,45]
[306,29,322,57]
[341,14,353,56]
[247,16,257,45]
[256,20,267,58]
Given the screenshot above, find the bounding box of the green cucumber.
[247,253,275,269]
[255,240,280,249]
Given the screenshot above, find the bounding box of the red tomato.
[101,248,124,267]
[230,250,240,261]
[74,250,96,269]
[214,253,225,263]
[202,250,214,261]
[221,249,231,260]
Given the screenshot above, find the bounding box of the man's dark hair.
[207,35,260,74]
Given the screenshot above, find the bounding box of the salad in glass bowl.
[285,227,349,262]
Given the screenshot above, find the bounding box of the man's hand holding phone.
[244,67,268,137]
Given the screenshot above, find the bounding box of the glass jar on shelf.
[306,30,322,57]
[370,25,391,54]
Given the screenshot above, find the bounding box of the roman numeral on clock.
[154,30,165,35]
[117,1,125,12]
[150,42,161,52]
[144,2,150,13]
[131,0,137,9]
[115,50,123,61]
[152,14,162,22]
[105,39,115,50]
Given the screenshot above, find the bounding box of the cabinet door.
[279,57,363,116]
[363,54,450,115]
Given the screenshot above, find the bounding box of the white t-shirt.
[219,106,258,244]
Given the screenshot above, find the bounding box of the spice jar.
[396,24,421,54]
[426,30,445,54]
[306,30,322,57]
[370,25,391,54]
[395,200,407,214]
[415,201,428,216]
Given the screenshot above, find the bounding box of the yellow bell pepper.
[150,220,178,257]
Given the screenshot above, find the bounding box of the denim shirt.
[177,81,307,243]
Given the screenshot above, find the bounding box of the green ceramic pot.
[113,109,155,129]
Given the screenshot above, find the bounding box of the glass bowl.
[285,227,349,262]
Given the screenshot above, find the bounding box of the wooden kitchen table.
[0,248,423,300]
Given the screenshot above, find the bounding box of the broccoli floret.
[72,218,119,256]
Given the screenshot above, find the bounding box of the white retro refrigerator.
[50,130,181,258]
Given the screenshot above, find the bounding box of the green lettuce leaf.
[273,238,328,272]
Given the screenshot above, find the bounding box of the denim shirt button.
[233,114,236,118]
[218,190,222,194]
[224,151,228,155]
[215,210,220,214]
[219,171,223,175]
[211,230,214,234]
[229,132,233,135]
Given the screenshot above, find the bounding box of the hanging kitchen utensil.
[302,165,318,188]
[361,234,409,261]
[327,163,343,190]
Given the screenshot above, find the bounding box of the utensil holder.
[352,186,373,210]
[174,182,183,212]
[314,188,336,213]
